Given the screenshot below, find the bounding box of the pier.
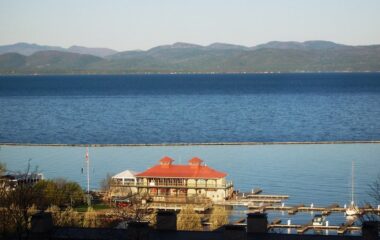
[268,223,361,234]
[214,189,380,216]
[247,204,380,215]
[216,189,289,206]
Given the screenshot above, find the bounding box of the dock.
[248,204,380,215]
[218,189,289,207]
[288,204,305,215]
[268,223,361,234]
[217,188,380,216]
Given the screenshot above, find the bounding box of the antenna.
[351,160,354,205]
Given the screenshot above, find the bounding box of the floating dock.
[268,223,361,235]
[248,204,380,215]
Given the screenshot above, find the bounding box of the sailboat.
[345,161,360,216]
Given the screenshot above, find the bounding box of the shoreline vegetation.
[1,41,380,74]
[1,140,380,147]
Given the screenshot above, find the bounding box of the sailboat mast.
[351,161,354,205]
[86,146,90,194]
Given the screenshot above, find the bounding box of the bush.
[177,205,202,231]
[46,205,81,227]
[83,207,97,228]
[209,206,228,230]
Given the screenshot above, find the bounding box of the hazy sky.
[0,0,379,51]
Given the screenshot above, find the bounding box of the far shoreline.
[1,140,380,147]
[1,71,380,77]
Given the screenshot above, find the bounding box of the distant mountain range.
[0,42,118,57]
[0,41,379,74]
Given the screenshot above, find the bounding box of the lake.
[1,73,379,234]
[0,73,379,144]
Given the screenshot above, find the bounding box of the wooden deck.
[147,202,212,212]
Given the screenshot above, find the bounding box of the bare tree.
[100,173,114,204]
[113,198,152,224]
[0,162,41,239]
[368,174,380,203]
[363,174,380,222]
[101,173,113,192]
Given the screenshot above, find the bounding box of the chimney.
[188,157,203,169]
[159,156,174,168]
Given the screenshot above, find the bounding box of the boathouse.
[112,170,137,186]
[134,156,234,202]
[110,170,138,197]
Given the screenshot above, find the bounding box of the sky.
[0,0,379,51]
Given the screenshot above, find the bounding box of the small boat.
[312,214,326,226]
[346,161,360,216]
[346,203,360,216]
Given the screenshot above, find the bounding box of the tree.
[177,205,202,231]
[101,173,113,192]
[209,206,228,230]
[34,179,84,207]
[362,174,380,221]
[368,174,380,203]
[100,173,114,203]
[0,162,5,176]
[0,163,40,239]
[113,198,152,224]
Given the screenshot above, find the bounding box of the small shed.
[112,170,137,185]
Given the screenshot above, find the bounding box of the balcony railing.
[111,181,233,189]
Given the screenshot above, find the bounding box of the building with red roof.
[133,156,234,202]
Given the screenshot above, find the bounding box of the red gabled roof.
[136,157,226,179]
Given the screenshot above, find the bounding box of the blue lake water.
[1,143,379,234]
[0,73,379,144]
[0,73,380,234]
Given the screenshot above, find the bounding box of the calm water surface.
[1,73,379,234]
[0,73,379,143]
